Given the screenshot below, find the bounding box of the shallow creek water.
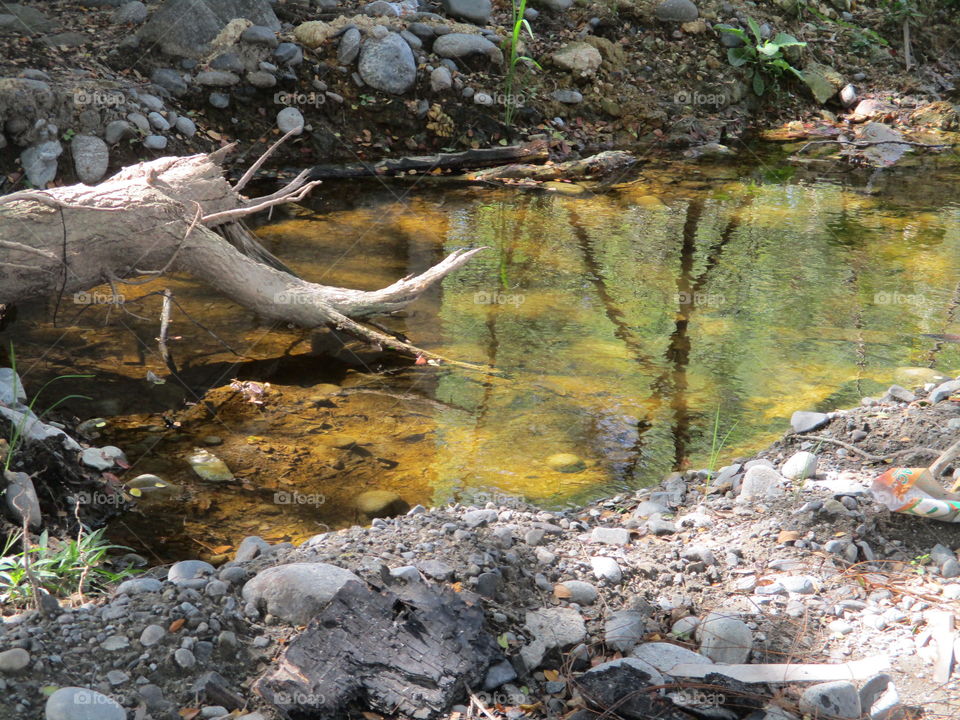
[6,152,960,561]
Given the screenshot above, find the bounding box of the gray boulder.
[21,139,62,187]
[520,607,586,670]
[167,559,215,587]
[440,0,491,25]
[241,24,278,46]
[3,471,41,529]
[655,0,698,22]
[358,30,417,94]
[151,67,187,96]
[630,642,713,677]
[242,562,361,624]
[604,610,645,652]
[432,33,502,65]
[71,135,109,183]
[114,1,148,24]
[697,612,752,664]
[338,27,361,65]
[45,687,125,720]
[790,410,830,433]
[799,681,861,719]
[139,0,279,58]
[0,4,55,34]
[276,106,304,134]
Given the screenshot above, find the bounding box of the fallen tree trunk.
[304,140,550,179]
[0,142,485,363]
[467,150,637,183]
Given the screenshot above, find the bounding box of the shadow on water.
[5,153,960,560]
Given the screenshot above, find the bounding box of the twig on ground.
[799,434,939,463]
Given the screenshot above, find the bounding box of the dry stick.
[14,501,44,615]
[800,434,939,463]
[243,168,312,207]
[202,180,322,225]
[468,692,498,720]
[930,437,960,482]
[329,309,500,375]
[233,127,302,193]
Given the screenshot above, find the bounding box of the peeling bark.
[0,148,485,362]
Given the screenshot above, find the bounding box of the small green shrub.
[0,527,139,606]
[503,0,541,127]
[717,18,806,96]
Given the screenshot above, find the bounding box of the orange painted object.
[871,467,960,521]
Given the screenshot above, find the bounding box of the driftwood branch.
[930,437,960,481]
[797,139,957,153]
[305,141,550,179]
[234,127,302,193]
[0,149,485,366]
[468,150,636,184]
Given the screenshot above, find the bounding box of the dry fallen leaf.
[553,584,572,599]
[543,669,560,682]
[169,618,185,632]
[778,530,801,543]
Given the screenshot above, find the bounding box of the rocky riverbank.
[4,367,960,719]
[1,0,959,190]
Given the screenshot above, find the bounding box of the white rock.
[45,687,125,720]
[0,648,30,673]
[697,611,753,664]
[590,556,622,583]
[781,451,818,480]
[277,106,304,135]
[738,465,785,500]
[631,641,713,677]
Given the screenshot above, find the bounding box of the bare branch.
[233,127,302,193]
[243,168,312,207]
[202,180,321,225]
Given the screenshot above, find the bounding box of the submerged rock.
[355,490,410,518]
[187,447,233,482]
[547,452,585,473]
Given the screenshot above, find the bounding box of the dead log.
[304,140,550,179]
[256,579,504,719]
[0,141,485,365]
[468,150,637,184]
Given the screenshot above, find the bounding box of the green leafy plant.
[716,18,806,96]
[3,343,91,473]
[702,406,739,497]
[0,527,139,605]
[503,0,541,127]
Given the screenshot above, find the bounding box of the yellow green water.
[6,154,960,560]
